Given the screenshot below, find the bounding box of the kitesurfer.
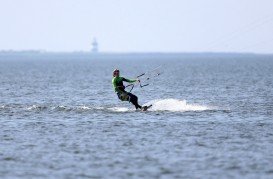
[112,69,145,110]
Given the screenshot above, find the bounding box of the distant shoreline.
[1,50,272,55]
[0,50,272,60]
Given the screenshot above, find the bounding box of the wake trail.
[144,99,215,112]
[0,99,218,114]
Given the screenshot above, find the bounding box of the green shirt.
[112,76,137,93]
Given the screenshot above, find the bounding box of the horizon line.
[0,49,273,56]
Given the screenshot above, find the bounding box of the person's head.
[113,69,120,77]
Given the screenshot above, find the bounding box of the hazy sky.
[0,0,273,53]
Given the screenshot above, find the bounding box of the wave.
[0,99,217,114]
[143,99,214,112]
[100,99,215,113]
[24,105,131,113]
[108,107,131,112]
[26,105,47,111]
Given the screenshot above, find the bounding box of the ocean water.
[1,54,273,178]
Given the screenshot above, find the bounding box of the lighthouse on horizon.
[91,38,98,53]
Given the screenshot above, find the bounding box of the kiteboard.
[141,104,153,111]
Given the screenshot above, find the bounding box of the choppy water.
[1,54,273,178]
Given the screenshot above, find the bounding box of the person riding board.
[112,69,147,110]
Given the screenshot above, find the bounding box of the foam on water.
[26,105,47,111]
[106,99,213,113]
[144,98,212,112]
[77,105,92,110]
[0,101,214,114]
[108,107,130,112]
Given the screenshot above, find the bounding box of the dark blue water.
[1,54,273,178]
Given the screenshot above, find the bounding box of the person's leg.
[127,93,142,109]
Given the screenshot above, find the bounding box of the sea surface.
[1,53,273,178]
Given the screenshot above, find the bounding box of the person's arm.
[123,78,138,83]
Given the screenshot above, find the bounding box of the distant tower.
[91,38,98,53]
